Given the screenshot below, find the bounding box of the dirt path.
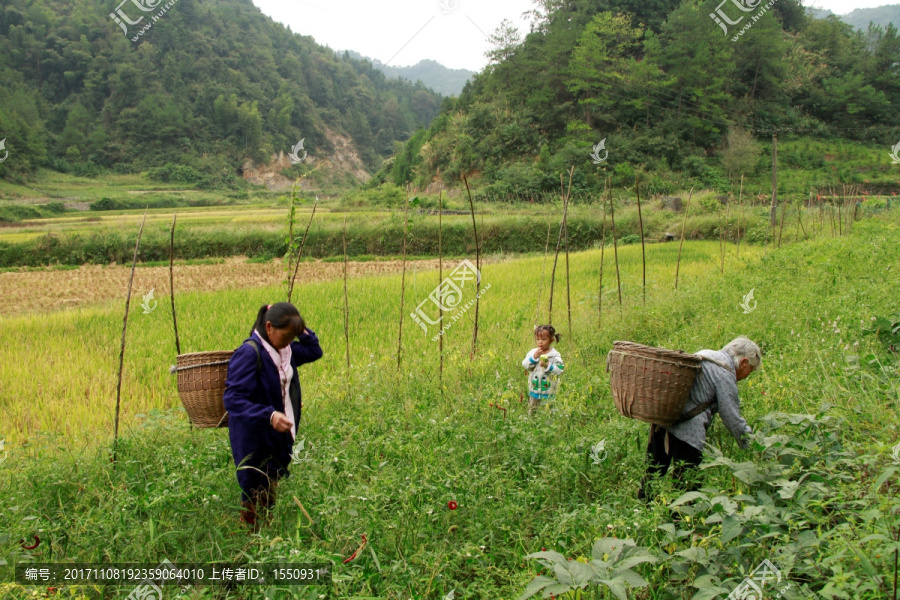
[0,257,449,317]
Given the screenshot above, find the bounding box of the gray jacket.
[665,350,752,452]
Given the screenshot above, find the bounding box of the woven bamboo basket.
[606,341,702,427]
[174,351,234,428]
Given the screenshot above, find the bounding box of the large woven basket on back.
[606,341,702,427]
[174,351,233,428]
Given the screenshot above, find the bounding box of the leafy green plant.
[865,312,900,350]
[519,538,659,600]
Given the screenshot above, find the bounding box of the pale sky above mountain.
[807,0,891,12]
[252,1,895,72]
[252,0,535,72]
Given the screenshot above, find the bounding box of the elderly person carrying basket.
[637,336,761,501]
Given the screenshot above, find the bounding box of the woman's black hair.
[251,302,305,345]
[534,324,561,343]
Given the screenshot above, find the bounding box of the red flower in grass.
[448,501,458,510]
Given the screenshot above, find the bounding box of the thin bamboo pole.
[838,185,844,236]
[778,199,787,247]
[608,177,622,307]
[287,195,319,303]
[737,175,744,258]
[169,213,180,356]
[397,188,410,372]
[675,188,694,291]
[548,185,567,324]
[113,212,147,464]
[438,185,444,390]
[463,177,481,358]
[636,175,646,304]
[598,184,607,328]
[536,220,552,330]
[563,167,574,340]
[342,216,350,372]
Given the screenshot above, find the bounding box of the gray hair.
[722,336,762,371]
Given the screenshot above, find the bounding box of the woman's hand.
[271,411,294,433]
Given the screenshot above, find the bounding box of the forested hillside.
[0,0,443,185]
[379,0,900,197]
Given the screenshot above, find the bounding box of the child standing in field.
[523,325,564,413]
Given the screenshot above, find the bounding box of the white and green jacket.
[522,348,565,400]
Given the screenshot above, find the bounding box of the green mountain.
[341,51,474,97]
[377,0,900,197]
[0,0,443,186]
[843,5,900,29]
[811,5,900,30]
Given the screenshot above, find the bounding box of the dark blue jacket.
[223,329,323,475]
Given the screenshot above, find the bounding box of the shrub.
[147,163,205,185]
[745,224,772,245]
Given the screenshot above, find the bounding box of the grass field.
[0,210,898,599]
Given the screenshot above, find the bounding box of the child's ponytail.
[535,324,561,343]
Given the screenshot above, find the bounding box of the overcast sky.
[252,0,895,72]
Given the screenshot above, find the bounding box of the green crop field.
[0,210,898,599]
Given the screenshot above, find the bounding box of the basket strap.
[245,339,263,372]
[673,398,717,425]
[697,354,736,377]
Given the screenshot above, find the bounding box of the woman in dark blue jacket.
[223,302,323,528]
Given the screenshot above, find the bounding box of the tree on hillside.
[731,9,789,102]
[643,0,735,147]
[566,12,650,129]
[720,126,761,184]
